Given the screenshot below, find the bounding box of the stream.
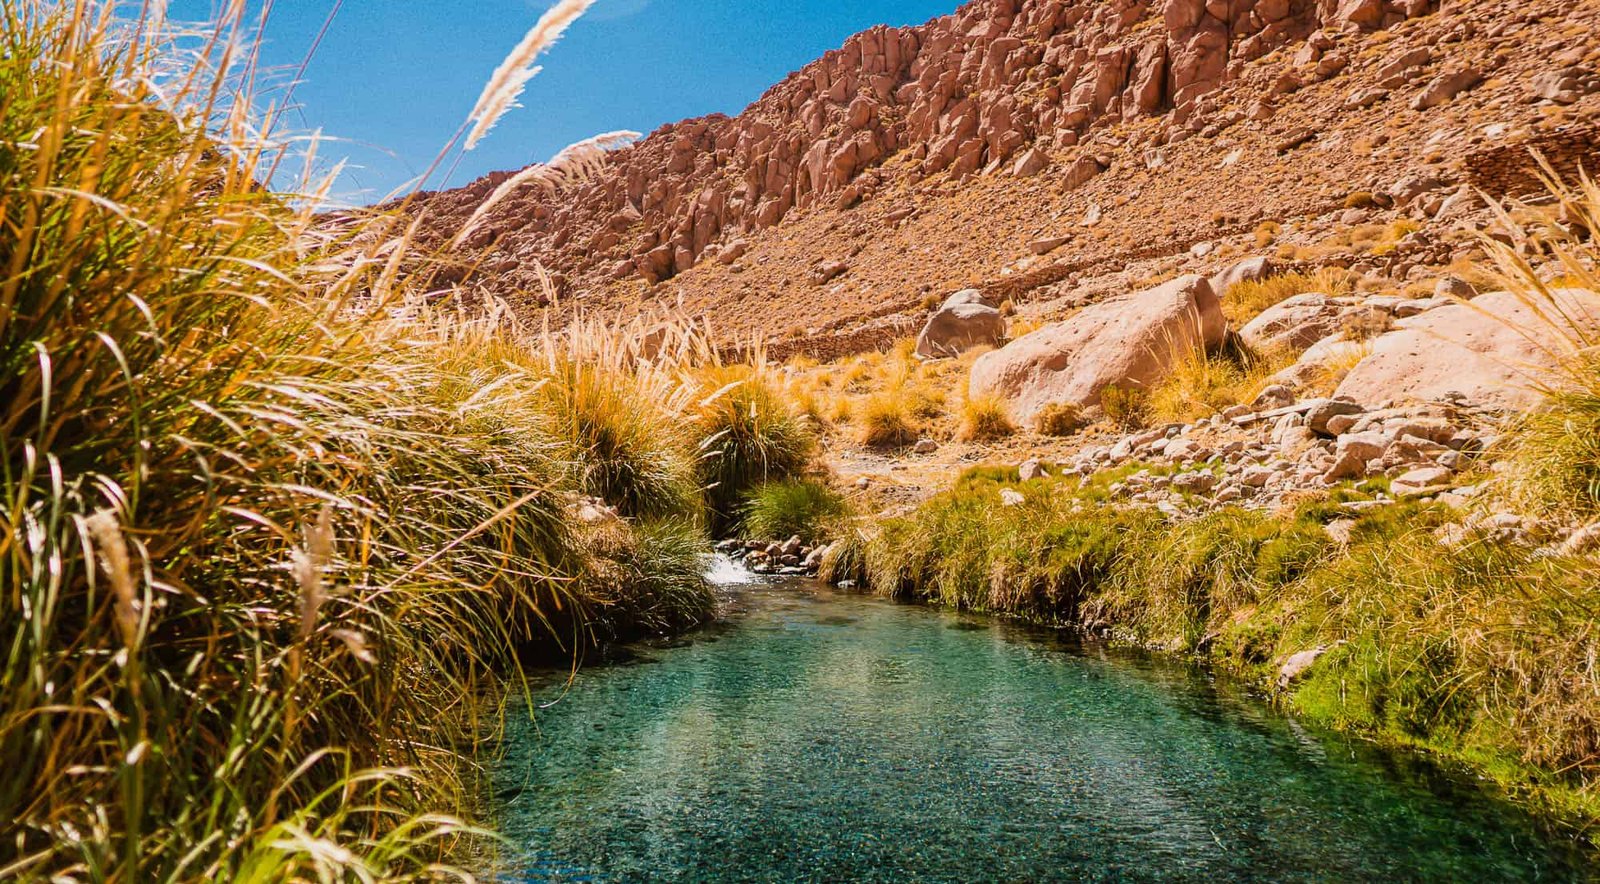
[492,558,1594,882]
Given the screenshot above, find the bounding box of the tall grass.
[0,4,738,877]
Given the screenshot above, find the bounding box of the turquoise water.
[494,568,1594,882]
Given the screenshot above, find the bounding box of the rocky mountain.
[411,0,1600,358]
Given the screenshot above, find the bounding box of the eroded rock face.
[1335,289,1600,411]
[409,0,1450,299]
[969,274,1226,422]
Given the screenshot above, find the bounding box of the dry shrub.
[1035,402,1085,437]
[958,395,1017,442]
[859,393,919,447]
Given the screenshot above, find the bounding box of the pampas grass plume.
[466,0,596,149]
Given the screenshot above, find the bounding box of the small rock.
[1411,68,1483,110]
[1558,522,1600,556]
[1306,399,1365,436]
[1172,471,1220,494]
[1391,465,1452,495]
[1434,275,1477,299]
[1019,459,1049,482]
[1278,647,1328,689]
[913,439,939,454]
[1324,519,1358,545]
[1324,432,1388,481]
[999,488,1026,507]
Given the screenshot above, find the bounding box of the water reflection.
[494,574,1593,882]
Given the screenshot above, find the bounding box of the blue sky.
[174,0,957,204]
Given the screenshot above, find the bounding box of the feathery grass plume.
[0,2,715,877]
[465,0,597,149]
[85,510,141,652]
[452,129,639,248]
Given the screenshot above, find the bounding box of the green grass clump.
[860,473,1600,834]
[692,364,817,534]
[741,478,852,544]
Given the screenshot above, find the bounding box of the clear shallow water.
[494,570,1594,882]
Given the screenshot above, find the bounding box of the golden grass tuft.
[957,395,1017,442]
[1221,268,1353,324]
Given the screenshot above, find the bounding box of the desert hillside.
[413,0,1599,358]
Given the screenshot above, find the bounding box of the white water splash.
[703,554,756,586]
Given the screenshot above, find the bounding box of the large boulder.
[1238,292,1354,353]
[1209,256,1275,298]
[1335,289,1600,411]
[915,299,1006,358]
[970,275,1226,422]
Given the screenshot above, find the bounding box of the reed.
[0,3,717,878]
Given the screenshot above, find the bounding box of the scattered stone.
[811,260,849,284]
[1029,234,1072,255]
[915,299,1006,358]
[1411,68,1483,110]
[1558,522,1600,557]
[1019,459,1049,481]
[1391,465,1452,496]
[1531,66,1600,104]
[1324,519,1358,545]
[1325,432,1388,481]
[1433,275,1477,299]
[913,439,939,454]
[1305,399,1365,436]
[999,488,1026,507]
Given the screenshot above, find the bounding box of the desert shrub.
[858,392,919,447]
[1035,402,1085,436]
[1344,191,1378,209]
[1254,220,1282,248]
[957,395,1017,441]
[905,383,949,419]
[741,478,852,544]
[692,365,817,533]
[1100,384,1150,430]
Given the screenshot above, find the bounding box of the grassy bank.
[0,5,810,879]
[838,169,1600,840]
[849,467,1600,835]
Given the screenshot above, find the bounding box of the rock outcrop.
[1334,289,1600,411]
[915,291,1007,357]
[969,274,1225,421]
